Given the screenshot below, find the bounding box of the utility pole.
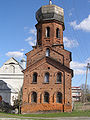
[85,63,90,102]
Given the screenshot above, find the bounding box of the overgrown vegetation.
[80,84,90,102]
[13,87,22,114]
[0,101,13,113]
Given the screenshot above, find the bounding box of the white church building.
[0,57,25,105]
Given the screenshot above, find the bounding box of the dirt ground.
[74,102,90,111]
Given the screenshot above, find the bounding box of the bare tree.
[13,87,22,114]
[80,84,90,103]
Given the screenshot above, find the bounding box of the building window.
[57,72,62,83]
[44,72,49,83]
[46,48,50,56]
[38,29,41,40]
[44,92,49,103]
[31,92,37,103]
[56,28,60,38]
[33,73,37,83]
[0,96,2,102]
[10,65,15,73]
[56,92,62,103]
[46,27,50,38]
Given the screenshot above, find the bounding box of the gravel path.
[0,117,90,120]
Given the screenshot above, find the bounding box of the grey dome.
[36,5,64,24]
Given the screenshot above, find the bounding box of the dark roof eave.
[46,57,73,77]
[24,56,73,77]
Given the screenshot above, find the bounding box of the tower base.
[21,103,72,114]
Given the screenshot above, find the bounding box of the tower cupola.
[36,5,64,26]
[35,3,65,48]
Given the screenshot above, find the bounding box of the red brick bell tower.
[21,2,73,113]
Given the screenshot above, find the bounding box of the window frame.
[46,27,50,38]
[56,72,62,83]
[38,28,41,40]
[56,28,60,38]
[46,48,50,57]
[44,92,49,103]
[56,92,62,103]
[32,72,38,83]
[31,92,37,103]
[44,72,49,83]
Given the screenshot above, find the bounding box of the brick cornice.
[46,57,73,77]
[23,56,73,77]
[35,19,65,31]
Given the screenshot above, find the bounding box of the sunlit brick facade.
[21,4,73,113]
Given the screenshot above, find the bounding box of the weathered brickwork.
[21,4,73,113]
[36,21,64,46]
[26,47,71,68]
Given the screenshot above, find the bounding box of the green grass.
[0,119,53,120]
[23,110,90,117]
[0,110,90,118]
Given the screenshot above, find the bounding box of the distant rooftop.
[72,87,81,89]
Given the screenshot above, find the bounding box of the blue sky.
[0,0,90,87]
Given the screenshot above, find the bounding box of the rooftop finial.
[49,0,52,5]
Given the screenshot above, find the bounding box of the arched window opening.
[56,92,62,103]
[57,72,62,83]
[9,65,15,73]
[46,48,50,56]
[31,92,37,103]
[56,28,60,38]
[0,96,2,102]
[33,73,37,83]
[44,72,49,83]
[38,29,41,40]
[46,27,50,38]
[44,92,49,103]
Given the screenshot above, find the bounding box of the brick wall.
[22,16,73,114]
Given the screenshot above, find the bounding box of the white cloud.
[63,37,79,48]
[86,57,90,63]
[70,60,90,75]
[6,51,24,58]
[24,27,29,30]
[25,36,33,41]
[20,49,25,52]
[70,61,86,75]
[69,12,72,17]
[68,8,74,17]
[29,28,37,36]
[28,41,35,46]
[70,15,90,32]
[70,61,86,69]
[25,28,37,46]
[74,69,86,75]
[25,36,36,46]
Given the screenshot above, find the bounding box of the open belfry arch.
[21,1,73,113]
